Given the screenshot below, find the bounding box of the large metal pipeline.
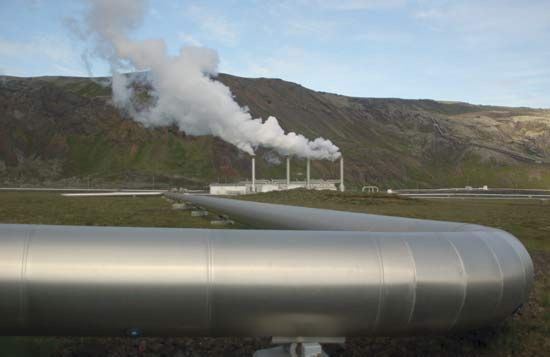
[0,223,532,337]
[0,193,533,338]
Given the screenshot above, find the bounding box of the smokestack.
[306,158,311,189]
[286,156,290,186]
[340,156,345,192]
[251,155,256,193]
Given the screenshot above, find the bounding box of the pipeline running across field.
[0,193,533,338]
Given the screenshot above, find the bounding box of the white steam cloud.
[74,0,341,160]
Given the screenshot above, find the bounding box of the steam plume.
[76,0,341,160]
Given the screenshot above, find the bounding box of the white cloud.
[284,19,338,39]
[0,38,28,57]
[353,29,412,43]
[185,5,239,46]
[241,47,309,78]
[149,7,160,18]
[409,0,550,107]
[23,0,42,9]
[237,46,359,94]
[52,64,87,77]
[0,35,85,76]
[414,0,550,43]
[177,32,203,47]
[304,0,407,11]
[0,35,78,63]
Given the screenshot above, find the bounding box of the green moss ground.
[0,192,245,229]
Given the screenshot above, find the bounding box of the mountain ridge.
[1,73,550,189]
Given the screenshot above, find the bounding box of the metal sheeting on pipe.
[167,193,534,332]
[171,193,533,282]
[0,224,532,337]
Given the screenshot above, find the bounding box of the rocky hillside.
[1,74,550,189]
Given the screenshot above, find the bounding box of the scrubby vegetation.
[3,74,550,189]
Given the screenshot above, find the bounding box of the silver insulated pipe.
[0,194,534,338]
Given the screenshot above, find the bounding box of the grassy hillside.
[1,74,550,189]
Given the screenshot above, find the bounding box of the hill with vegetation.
[1,74,550,189]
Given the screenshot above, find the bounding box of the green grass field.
[0,191,247,229]
[0,190,548,356]
[237,190,550,252]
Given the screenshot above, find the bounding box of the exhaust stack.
[306,158,311,189]
[340,156,345,192]
[286,156,290,187]
[251,155,256,193]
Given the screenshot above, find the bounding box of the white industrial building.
[210,156,345,195]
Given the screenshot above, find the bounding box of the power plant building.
[210,179,339,195]
[210,156,344,195]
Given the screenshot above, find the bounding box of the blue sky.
[1,0,549,108]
